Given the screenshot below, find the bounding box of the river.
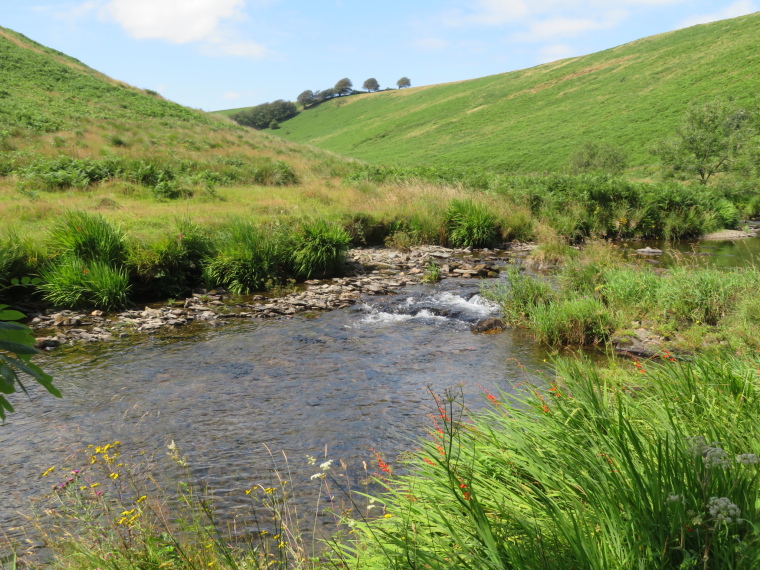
[1,279,552,546]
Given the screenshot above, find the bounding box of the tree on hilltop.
[397,77,411,89]
[334,78,353,96]
[297,90,315,108]
[363,78,380,92]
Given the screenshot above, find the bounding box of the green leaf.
[0,328,36,348]
[0,363,17,394]
[10,278,19,286]
[0,310,25,321]
[0,322,29,331]
[0,356,60,398]
[0,396,14,421]
[0,340,40,355]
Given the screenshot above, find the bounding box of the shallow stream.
[1,280,551,544]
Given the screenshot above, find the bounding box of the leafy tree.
[297,90,315,108]
[231,99,298,130]
[363,78,380,92]
[657,98,755,184]
[397,77,411,89]
[568,141,628,175]
[269,119,280,130]
[334,78,353,96]
[315,88,336,103]
[0,305,60,420]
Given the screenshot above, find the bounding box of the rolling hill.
[265,13,760,172]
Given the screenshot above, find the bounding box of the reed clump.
[339,352,760,569]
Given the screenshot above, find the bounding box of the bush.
[445,199,498,248]
[530,297,616,346]
[39,257,131,310]
[230,100,298,130]
[290,220,351,279]
[127,220,215,299]
[567,140,628,175]
[48,211,127,266]
[204,220,283,294]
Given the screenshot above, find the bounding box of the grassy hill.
[267,13,760,172]
[0,25,357,239]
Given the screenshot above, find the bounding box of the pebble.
[27,244,526,349]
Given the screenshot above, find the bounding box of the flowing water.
[1,279,552,544]
[4,235,759,547]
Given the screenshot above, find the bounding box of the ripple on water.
[1,281,551,546]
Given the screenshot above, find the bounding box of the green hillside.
[271,13,760,172]
[0,27,209,133]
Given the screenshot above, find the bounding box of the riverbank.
[483,241,760,356]
[28,245,511,349]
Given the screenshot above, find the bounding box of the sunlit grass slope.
[273,13,760,172]
[0,26,359,239]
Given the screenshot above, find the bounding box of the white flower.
[708,496,742,524]
[320,460,333,471]
[736,453,760,466]
[310,472,325,480]
[703,446,730,469]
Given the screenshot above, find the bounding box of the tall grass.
[127,219,215,299]
[290,220,351,279]
[485,246,760,351]
[0,228,42,288]
[340,353,760,569]
[39,257,131,310]
[530,297,616,346]
[204,219,283,294]
[445,199,499,248]
[48,210,127,266]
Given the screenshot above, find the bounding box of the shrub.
[530,296,616,346]
[48,211,127,266]
[39,257,131,310]
[204,220,283,294]
[483,266,556,325]
[290,220,351,279]
[445,199,498,248]
[127,220,215,299]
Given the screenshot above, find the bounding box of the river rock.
[611,329,663,357]
[636,247,663,255]
[35,337,61,349]
[471,318,506,333]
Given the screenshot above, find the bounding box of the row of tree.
[229,77,412,130]
[230,99,298,130]
[297,77,411,108]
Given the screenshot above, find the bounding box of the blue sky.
[1,1,756,111]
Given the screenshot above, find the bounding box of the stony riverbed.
[30,244,530,349]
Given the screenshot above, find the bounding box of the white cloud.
[104,0,245,44]
[221,92,241,100]
[676,0,756,28]
[449,0,688,28]
[515,11,626,42]
[537,43,574,63]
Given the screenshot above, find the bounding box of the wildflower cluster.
[708,497,742,525]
